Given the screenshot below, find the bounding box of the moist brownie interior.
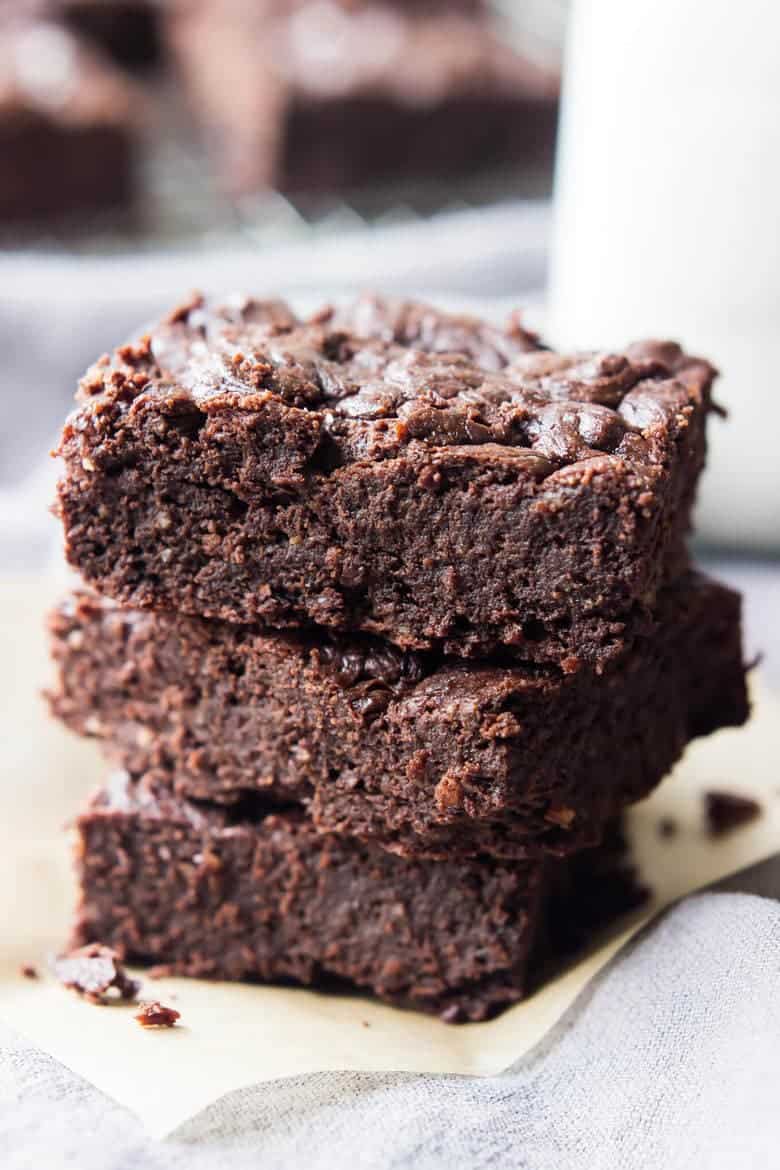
[49,571,748,860]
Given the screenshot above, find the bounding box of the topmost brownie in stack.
[55,293,714,669]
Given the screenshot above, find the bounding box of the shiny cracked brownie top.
[70,293,716,478]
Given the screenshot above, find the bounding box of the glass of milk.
[548,0,780,550]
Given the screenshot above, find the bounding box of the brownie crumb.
[20,964,39,979]
[134,1001,180,1029]
[704,790,762,838]
[657,816,678,840]
[52,943,140,1005]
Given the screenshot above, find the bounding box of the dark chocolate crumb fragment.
[704,791,762,838]
[134,1001,181,1028]
[20,964,39,979]
[657,816,678,840]
[52,943,140,1005]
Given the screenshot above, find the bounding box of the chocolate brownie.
[57,1,162,69]
[0,19,138,222]
[49,572,748,860]
[167,2,559,196]
[55,293,716,664]
[72,771,644,1021]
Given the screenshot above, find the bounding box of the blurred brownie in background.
[168,0,560,197]
[336,0,491,10]
[0,20,140,222]
[17,0,162,69]
[56,0,162,69]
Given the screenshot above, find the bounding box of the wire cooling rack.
[0,94,557,257]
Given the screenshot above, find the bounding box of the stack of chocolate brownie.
[48,294,748,1021]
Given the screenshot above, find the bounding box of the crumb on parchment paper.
[704,790,762,838]
[134,1001,181,1028]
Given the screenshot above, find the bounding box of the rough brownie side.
[71,772,643,1022]
[49,572,748,860]
[0,20,138,222]
[168,4,558,196]
[54,293,715,663]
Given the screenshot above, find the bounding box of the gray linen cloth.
[3,885,780,1169]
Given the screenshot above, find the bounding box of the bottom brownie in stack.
[72,771,645,1022]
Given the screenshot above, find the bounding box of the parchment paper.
[1,581,778,1138]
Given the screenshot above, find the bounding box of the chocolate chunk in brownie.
[704,791,762,838]
[72,771,643,1022]
[168,3,559,196]
[0,19,139,223]
[48,572,748,860]
[54,293,715,665]
[52,942,140,1004]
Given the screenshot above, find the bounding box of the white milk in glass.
[549,0,780,549]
